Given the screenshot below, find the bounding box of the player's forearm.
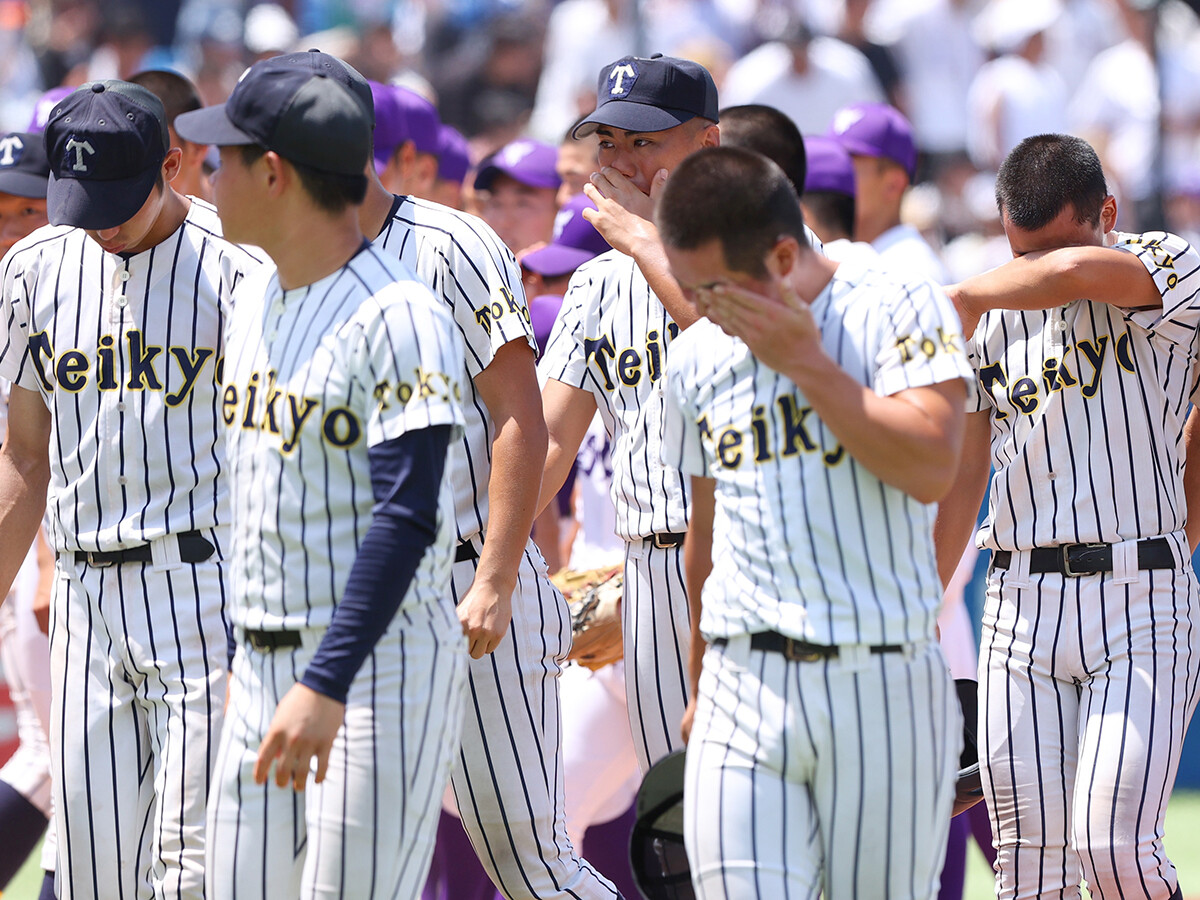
[950,247,1161,320]
[684,477,714,696]
[477,409,548,594]
[632,238,700,331]
[0,448,50,600]
[537,429,578,518]
[536,378,596,516]
[933,411,991,588]
[1184,406,1200,552]
[787,348,967,504]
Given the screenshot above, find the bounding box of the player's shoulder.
[1112,228,1196,258]
[668,318,730,373]
[388,194,511,256]
[351,244,451,317]
[566,248,636,292]
[180,198,268,265]
[2,222,77,277]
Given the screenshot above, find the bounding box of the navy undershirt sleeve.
[300,424,453,703]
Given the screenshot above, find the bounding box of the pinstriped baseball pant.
[449,540,620,900]
[49,543,227,900]
[684,635,959,899]
[207,602,466,899]
[979,538,1200,900]
[623,540,691,773]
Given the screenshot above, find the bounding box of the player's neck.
[271,206,366,292]
[790,252,838,302]
[358,171,396,242]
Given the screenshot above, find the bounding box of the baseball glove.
[553,564,624,671]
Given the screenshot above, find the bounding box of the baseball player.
[538,54,719,774]
[175,60,470,898]
[939,133,1200,900]
[0,129,54,893]
[0,81,263,899]
[658,145,969,899]
[255,50,619,899]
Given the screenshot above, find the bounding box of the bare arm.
[457,340,548,658]
[537,377,597,516]
[0,385,50,600]
[1185,405,1200,553]
[680,474,714,744]
[700,282,967,504]
[949,245,1162,327]
[933,410,991,588]
[583,175,700,330]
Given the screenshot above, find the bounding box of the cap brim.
[572,102,696,139]
[522,245,597,277]
[174,104,256,147]
[47,165,160,230]
[0,170,49,199]
[473,162,560,193]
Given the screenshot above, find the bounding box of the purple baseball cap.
[371,81,440,171]
[474,139,560,192]
[28,87,75,134]
[828,102,917,181]
[521,194,610,277]
[803,136,855,197]
[437,124,470,184]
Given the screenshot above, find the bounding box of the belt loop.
[1004,548,1032,588]
[1111,539,1138,585]
[838,644,870,672]
[150,533,183,571]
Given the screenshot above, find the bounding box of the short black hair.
[996,134,1108,229]
[657,146,808,278]
[801,190,855,241]
[239,144,367,214]
[128,69,202,126]
[717,104,806,195]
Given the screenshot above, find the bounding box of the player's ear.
[161,147,184,185]
[261,151,289,197]
[763,235,800,280]
[700,122,719,149]
[1099,195,1118,234]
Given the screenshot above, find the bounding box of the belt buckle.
[783,637,824,663]
[1061,542,1106,577]
[85,551,113,568]
[245,630,268,652]
[651,533,674,549]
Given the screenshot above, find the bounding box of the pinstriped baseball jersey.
[662,260,973,645]
[542,249,690,540]
[970,230,1200,551]
[0,198,263,553]
[221,244,465,632]
[543,231,826,541]
[371,194,535,541]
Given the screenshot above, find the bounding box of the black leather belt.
[74,531,214,568]
[243,628,303,652]
[649,531,686,549]
[992,538,1174,577]
[713,631,906,663]
[455,541,479,563]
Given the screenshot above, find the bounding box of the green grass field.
[8,790,1200,898]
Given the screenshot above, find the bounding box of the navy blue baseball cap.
[174,58,370,178]
[266,49,374,129]
[44,81,170,230]
[0,132,51,198]
[572,54,718,139]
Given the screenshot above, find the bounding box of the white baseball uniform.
[373,194,619,900]
[969,230,1200,900]
[542,226,826,774]
[0,198,262,900]
[662,259,972,898]
[208,244,468,899]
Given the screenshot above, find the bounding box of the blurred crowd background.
[4,0,1200,278]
